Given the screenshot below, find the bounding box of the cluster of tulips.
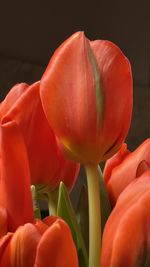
[0,31,149,267]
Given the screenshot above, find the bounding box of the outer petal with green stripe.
[40,32,132,164]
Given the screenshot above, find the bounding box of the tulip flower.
[40,31,132,267]
[0,81,79,191]
[0,216,78,267]
[40,31,132,164]
[101,170,150,267]
[0,116,78,266]
[104,139,150,206]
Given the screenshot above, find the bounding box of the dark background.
[0,0,149,151]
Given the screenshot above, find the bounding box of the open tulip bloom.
[0,31,149,267]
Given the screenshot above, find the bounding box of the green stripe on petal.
[87,44,103,127]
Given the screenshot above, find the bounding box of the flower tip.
[69,31,86,43]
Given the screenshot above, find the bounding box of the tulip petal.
[58,155,80,191]
[1,81,79,190]
[35,219,49,235]
[12,224,41,267]
[101,171,150,267]
[42,215,59,226]
[0,119,34,231]
[40,32,104,163]
[0,83,28,119]
[0,233,13,267]
[0,206,8,237]
[103,143,130,185]
[40,32,132,164]
[136,160,150,177]
[34,218,78,267]
[106,139,150,205]
[10,223,41,267]
[35,216,59,235]
[90,40,132,159]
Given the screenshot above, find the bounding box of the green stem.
[48,189,58,216]
[84,164,101,267]
[35,185,58,216]
[31,185,41,219]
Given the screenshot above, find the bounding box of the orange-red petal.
[106,139,150,205]
[0,206,8,237]
[0,119,34,231]
[34,218,78,267]
[0,223,41,267]
[101,171,150,267]
[103,143,130,185]
[40,32,132,164]
[1,81,79,191]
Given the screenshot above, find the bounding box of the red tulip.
[40,31,132,164]
[0,117,78,265]
[0,82,79,191]
[104,139,150,206]
[101,170,150,267]
[0,216,78,267]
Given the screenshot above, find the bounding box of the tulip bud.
[40,32,132,164]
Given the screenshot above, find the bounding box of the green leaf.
[98,165,112,233]
[57,182,88,267]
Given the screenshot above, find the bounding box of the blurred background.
[0,1,149,150]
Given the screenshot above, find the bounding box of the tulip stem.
[31,185,41,219]
[85,164,101,267]
[35,185,58,216]
[48,189,58,215]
